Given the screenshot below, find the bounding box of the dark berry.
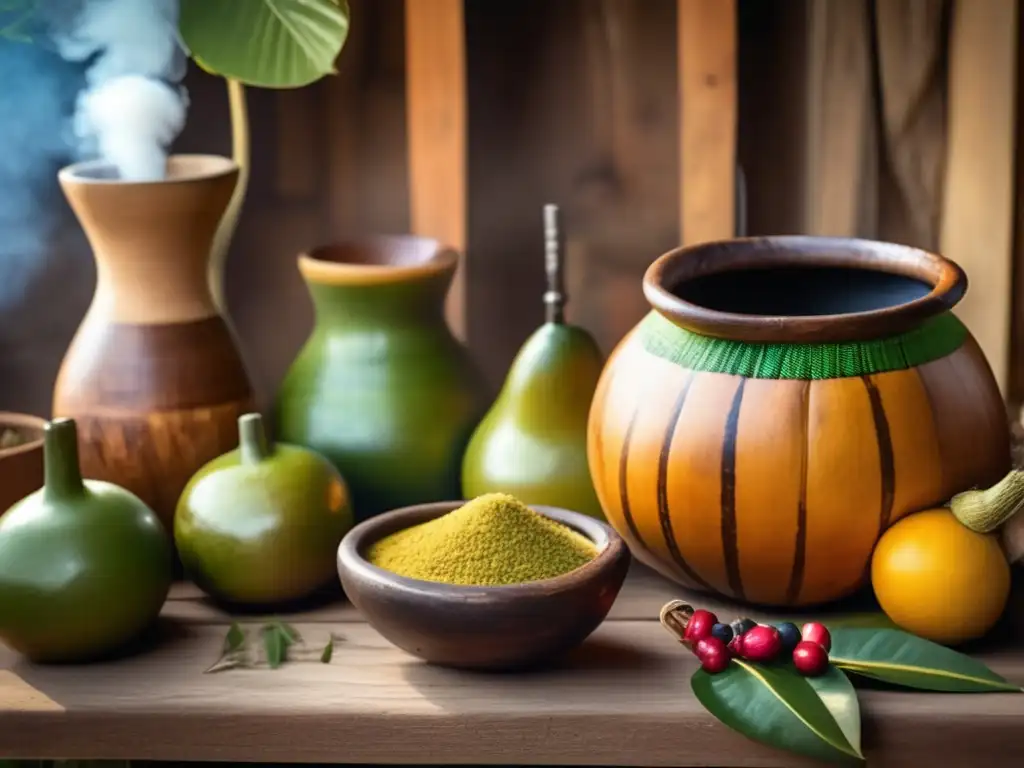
[775,622,801,652]
[740,625,783,663]
[695,637,730,674]
[684,609,718,644]
[729,617,756,637]
[801,622,832,652]
[793,640,830,676]
[711,623,734,644]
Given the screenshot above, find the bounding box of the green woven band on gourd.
[637,310,967,380]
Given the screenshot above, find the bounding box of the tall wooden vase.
[53,155,256,533]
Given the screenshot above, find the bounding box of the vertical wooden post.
[940,0,1019,394]
[404,0,468,339]
[677,0,737,245]
[802,0,876,238]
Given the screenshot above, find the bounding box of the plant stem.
[210,78,250,314]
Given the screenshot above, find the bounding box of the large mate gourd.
[462,205,604,518]
[588,237,1010,607]
[0,418,173,662]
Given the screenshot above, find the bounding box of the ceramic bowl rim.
[643,235,967,344]
[337,501,626,600]
[58,154,239,185]
[299,236,459,286]
[0,412,46,460]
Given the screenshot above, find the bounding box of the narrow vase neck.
[43,418,86,500]
[306,278,451,327]
[59,156,238,325]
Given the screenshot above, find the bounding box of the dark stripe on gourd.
[656,374,715,591]
[784,380,811,605]
[862,375,896,532]
[914,366,946,495]
[720,377,746,599]
[617,406,647,549]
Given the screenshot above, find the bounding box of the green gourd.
[175,413,354,605]
[0,418,173,663]
[461,205,605,519]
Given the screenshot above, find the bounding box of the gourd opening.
[673,266,931,317]
[644,236,967,343]
[299,236,459,287]
[59,155,238,184]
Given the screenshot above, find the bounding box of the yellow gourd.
[871,508,1010,645]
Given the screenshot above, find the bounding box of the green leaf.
[321,638,334,664]
[273,620,302,644]
[691,660,863,764]
[830,628,1022,693]
[179,0,350,88]
[262,625,287,669]
[223,622,246,653]
[806,666,862,759]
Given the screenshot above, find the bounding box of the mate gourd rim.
[639,235,968,380]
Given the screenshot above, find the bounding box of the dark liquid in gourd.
[671,266,932,317]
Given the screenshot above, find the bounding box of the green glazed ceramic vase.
[0,417,173,663]
[274,237,489,521]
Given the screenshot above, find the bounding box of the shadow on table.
[6,618,196,710]
[398,631,680,714]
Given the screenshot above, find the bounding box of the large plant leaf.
[691,660,863,764]
[179,0,350,88]
[831,628,1022,693]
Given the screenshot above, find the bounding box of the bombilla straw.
[543,203,567,324]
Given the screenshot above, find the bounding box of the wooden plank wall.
[4,0,1024,418]
[404,0,468,339]
[678,0,737,245]
[941,0,1019,396]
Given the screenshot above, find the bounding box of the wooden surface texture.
[2,564,1023,766]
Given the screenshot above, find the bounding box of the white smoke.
[50,0,189,181]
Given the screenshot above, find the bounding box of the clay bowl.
[0,412,46,516]
[336,501,631,671]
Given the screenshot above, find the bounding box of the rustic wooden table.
[1,565,1022,767]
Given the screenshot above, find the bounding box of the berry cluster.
[682,609,831,676]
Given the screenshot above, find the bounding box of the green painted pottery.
[0,418,173,663]
[175,413,354,605]
[274,237,489,521]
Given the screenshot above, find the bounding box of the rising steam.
[0,0,188,321]
[50,0,189,181]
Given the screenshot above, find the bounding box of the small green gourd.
[461,205,605,519]
[0,418,173,663]
[175,413,354,606]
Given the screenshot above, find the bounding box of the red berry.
[740,625,783,663]
[727,633,744,657]
[695,637,730,674]
[801,622,832,652]
[684,609,718,644]
[793,640,830,676]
